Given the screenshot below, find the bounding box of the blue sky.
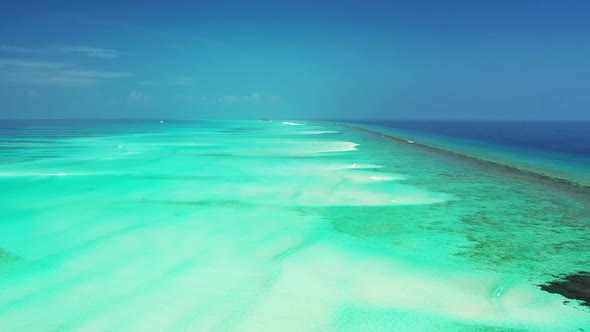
[1,0,589,119]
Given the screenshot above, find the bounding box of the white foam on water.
[343,172,404,182]
[218,140,360,155]
[343,163,381,169]
[272,163,384,173]
[276,167,403,183]
[298,141,358,154]
[371,176,391,180]
[134,142,217,146]
[0,172,98,177]
[386,194,449,205]
[299,130,339,135]
[282,121,303,126]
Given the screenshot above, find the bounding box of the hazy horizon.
[2,117,590,121]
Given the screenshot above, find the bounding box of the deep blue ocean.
[346,120,590,185]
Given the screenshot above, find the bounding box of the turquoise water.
[0,120,589,331]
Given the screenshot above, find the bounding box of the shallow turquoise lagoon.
[0,120,589,331]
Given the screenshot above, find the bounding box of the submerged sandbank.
[0,119,588,331]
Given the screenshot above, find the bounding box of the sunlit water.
[0,119,589,331]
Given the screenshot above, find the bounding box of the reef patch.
[539,272,590,307]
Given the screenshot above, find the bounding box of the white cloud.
[218,93,267,104]
[176,94,207,103]
[270,95,283,104]
[219,95,238,103]
[61,70,133,79]
[0,45,42,54]
[128,90,150,103]
[140,77,193,86]
[0,71,100,86]
[169,77,193,86]
[243,92,261,103]
[1,45,124,59]
[0,58,133,86]
[0,58,66,68]
[59,46,122,59]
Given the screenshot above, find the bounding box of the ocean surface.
[342,120,590,187]
[0,119,589,331]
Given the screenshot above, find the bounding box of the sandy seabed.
[0,120,589,331]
